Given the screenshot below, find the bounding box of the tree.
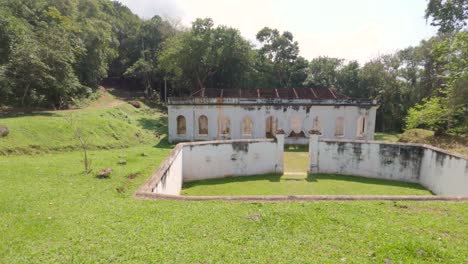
[256,27,301,87]
[405,97,452,135]
[336,61,363,98]
[159,18,252,91]
[66,114,92,173]
[304,56,343,87]
[425,0,468,33]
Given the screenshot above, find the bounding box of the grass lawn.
[374,132,401,142]
[1,100,467,263]
[1,147,467,263]
[181,173,432,196]
[182,146,431,196]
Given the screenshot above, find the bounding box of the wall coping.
[135,192,468,202]
[178,138,275,147]
[168,97,378,107]
[319,139,468,160]
[136,144,184,194]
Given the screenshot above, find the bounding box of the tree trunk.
[21,83,31,106]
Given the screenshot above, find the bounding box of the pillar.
[275,129,285,174]
[308,129,320,174]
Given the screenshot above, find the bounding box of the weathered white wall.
[419,147,468,196]
[182,139,283,182]
[153,147,183,195]
[168,104,377,144]
[313,139,468,196]
[317,140,422,183]
[151,137,284,195]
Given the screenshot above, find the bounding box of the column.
[275,129,285,174]
[308,129,320,174]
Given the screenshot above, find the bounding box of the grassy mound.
[399,129,434,143]
[399,129,468,156]
[0,103,167,155]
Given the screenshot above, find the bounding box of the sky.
[117,0,437,64]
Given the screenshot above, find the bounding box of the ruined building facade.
[167,88,378,145]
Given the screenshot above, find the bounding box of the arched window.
[177,115,186,135]
[335,116,344,137]
[198,115,208,135]
[356,116,366,137]
[242,117,253,136]
[289,116,305,137]
[220,116,230,135]
[265,116,277,138]
[312,116,322,135]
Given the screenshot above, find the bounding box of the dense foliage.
[0,0,466,134]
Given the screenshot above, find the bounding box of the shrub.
[399,129,434,143]
[0,125,9,137]
[97,168,112,179]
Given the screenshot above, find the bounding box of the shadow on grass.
[306,173,428,190]
[0,110,58,118]
[183,174,282,189]
[138,116,168,133]
[153,135,175,149]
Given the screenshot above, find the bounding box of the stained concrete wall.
[182,139,283,182]
[151,137,284,195]
[168,103,378,144]
[153,148,183,195]
[312,139,468,196]
[419,147,468,196]
[316,140,422,183]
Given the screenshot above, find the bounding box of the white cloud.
[116,0,184,19]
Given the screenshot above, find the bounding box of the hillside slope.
[0,103,167,155]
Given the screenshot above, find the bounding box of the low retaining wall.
[138,136,284,196]
[309,137,468,196]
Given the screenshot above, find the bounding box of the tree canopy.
[0,0,466,135]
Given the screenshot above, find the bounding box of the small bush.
[97,168,112,179]
[0,125,9,137]
[128,101,141,108]
[399,129,434,143]
[126,172,140,180]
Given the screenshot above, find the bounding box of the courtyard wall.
[312,139,468,196]
[139,136,284,196]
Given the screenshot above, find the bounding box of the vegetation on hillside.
[0,0,466,136]
[0,101,167,155]
[399,129,468,156]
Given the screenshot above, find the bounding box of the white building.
[168,88,378,144]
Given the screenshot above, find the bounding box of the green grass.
[181,174,432,196]
[0,103,167,155]
[0,102,467,262]
[0,147,467,263]
[181,148,430,196]
[374,132,401,142]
